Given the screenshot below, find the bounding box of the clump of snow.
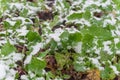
[12,17,33,25]
[83,0,101,9]
[0,40,7,46]
[114,38,119,44]
[92,46,101,54]
[10,3,24,10]
[36,77,45,80]
[5,76,14,80]
[115,28,120,36]
[21,75,29,80]
[31,43,43,55]
[5,19,16,26]
[103,41,112,54]
[116,50,120,55]
[111,30,116,37]
[73,42,82,53]
[101,0,111,7]
[12,53,24,62]
[16,26,29,36]
[26,3,40,13]
[28,71,35,78]
[5,69,17,80]
[24,55,32,65]
[49,28,64,42]
[0,64,7,79]
[75,19,91,27]
[103,18,116,27]
[90,58,101,68]
[66,27,79,33]
[110,65,119,75]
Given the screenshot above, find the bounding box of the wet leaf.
[1,41,16,56]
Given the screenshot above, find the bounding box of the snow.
[5,69,17,80]
[103,41,112,54]
[114,38,119,44]
[0,0,120,79]
[12,53,24,62]
[0,64,6,79]
[115,28,120,36]
[21,75,29,80]
[49,28,64,42]
[16,26,29,36]
[95,49,100,54]
[101,0,111,7]
[26,4,39,12]
[0,40,7,46]
[92,46,101,54]
[83,0,101,9]
[116,50,120,55]
[111,30,116,36]
[66,27,79,33]
[5,19,16,26]
[31,43,43,55]
[73,42,82,53]
[28,71,35,78]
[24,55,32,65]
[75,19,91,27]
[12,17,33,25]
[5,76,14,80]
[103,18,116,27]
[110,65,119,75]
[49,33,61,42]
[10,3,24,10]
[90,58,100,67]
[36,77,45,80]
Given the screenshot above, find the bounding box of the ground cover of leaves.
[1,0,120,80]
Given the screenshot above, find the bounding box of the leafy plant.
[0,0,120,80]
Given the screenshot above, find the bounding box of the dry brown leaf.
[45,55,57,73]
[86,69,100,80]
[0,24,4,31]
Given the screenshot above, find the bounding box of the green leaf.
[116,42,120,48]
[26,57,46,74]
[90,27,112,40]
[59,31,69,48]
[47,72,55,79]
[82,34,94,43]
[81,26,112,40]
[115,63,120,71]
[50,39,57,50]
[13,20,22,29]
[69,32,82,43]
[113,0,120,9]
[82,10,91,19]
[101,66,115,80]
[20,8,28,17]
[1,42,16,56]
[62,74,70,79]
[26,31,41,42]
[55,53,67,70]
[63,1,70,9]
[73,62,85,72]
[100,52,114,61]
[60,31,69,42]
[60,31,82,47]
[3,21,11,29]
[38,50,49,58]
[50,15,59,27]
[67,13,83,20]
